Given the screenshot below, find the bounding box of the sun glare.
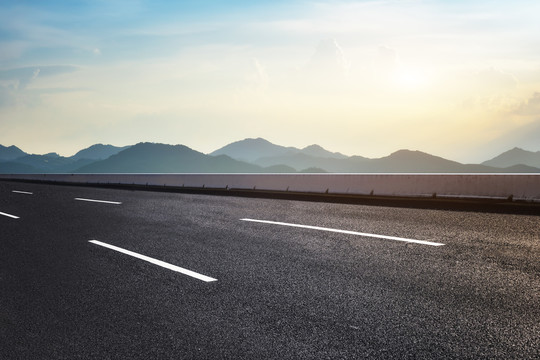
[396,69,429,90]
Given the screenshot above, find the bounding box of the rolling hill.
[0,145,27,161]
[210,137,347,163]
[1,139,539,174]
[70,144,130,161]
[210,137,297,163]
[75,142,290,173]
[212,141,540,173]
[482,147,540,168]
[0,144,130,173]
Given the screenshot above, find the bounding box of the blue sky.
[1,0,540,161]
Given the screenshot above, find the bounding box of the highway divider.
[1,173,539,201]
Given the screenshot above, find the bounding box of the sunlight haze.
[1,0,539,163]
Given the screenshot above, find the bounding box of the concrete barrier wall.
[1,173,539,201]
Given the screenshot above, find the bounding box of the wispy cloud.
[0,65,80,108]
[1,0,540,159]
[512,92,540,116]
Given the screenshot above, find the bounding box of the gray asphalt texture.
[1,181,539,359]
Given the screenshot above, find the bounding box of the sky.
[1,0,540,163]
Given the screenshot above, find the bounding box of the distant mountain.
[502,164,540,173]
[299,144,347,159]
[255,149,540,173]
[368,150,469,172]
[0,143,131,174]
[214,139,510,172]
[305,150,470,173]
[0,161,39,173]
[71,144,130,161]
[254,149,466,173]
[11,154,71,172]
[6,154,95,173]
[2,140,540,174]
[346,150,540,173]
[210,137,347,163]
[74,142,293,173]
[263,164,298,173]
[44,152,61,158]
[0,145,27,161]
[210,138,296,163]
[255,152,368,172]
[300,167,328,173]
[482,147,540,168]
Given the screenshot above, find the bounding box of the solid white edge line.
[0,211,19,219]
[240,218,445,246]
[12,190,33,195]
[88,240,217,282]
[75,198,122,205]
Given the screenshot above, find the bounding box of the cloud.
[473,68,517,90]
[512,92,540,116]
[32,68,41,80]
[0,65,80,107]
[0,65,79,89]
[461,95,521,114]
[244,58,268,92]
[307,38,350,77]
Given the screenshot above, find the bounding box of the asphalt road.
[1,181,539,359]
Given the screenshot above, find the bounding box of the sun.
[396,68,429,90]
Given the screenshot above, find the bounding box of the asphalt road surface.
[1,181,539,359]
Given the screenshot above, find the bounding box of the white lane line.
[75,198,122,205]
[240,218,445,246]
[12,190,33,195]
[88,240,217,282]
[0,211,19,219]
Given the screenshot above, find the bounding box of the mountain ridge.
[71,144,130,161]
[0,145,27,161]
[210,137,347,163]
[75,142,293,173]
[1,139,539,174]
[482,147,540,168]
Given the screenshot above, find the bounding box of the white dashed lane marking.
[75,198,122,205]
[240,218,445,246]
[12,190,33,195]
[0,211,19,219]
[89,240,217,282]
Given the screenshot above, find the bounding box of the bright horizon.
[1,0,540,163]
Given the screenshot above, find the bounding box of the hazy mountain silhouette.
[0,161,38,173]
[367,150,472,172]
[300,167,328,173]
[254,152,366,172]
[6,153,94,173]
[0,143,133,174]
[298,144,347,159]
[263,164,298,173]
[74,142,292,173]
[0,145,27,161]
[502,164,540,172]
[358,150,540,173]
[482,147,540,168]
[248,147,540,173]
[210,137,346,163]
[1,140,540,174]
[210,138,296,163]
[0,144,125,174]
[71,144,130,161]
